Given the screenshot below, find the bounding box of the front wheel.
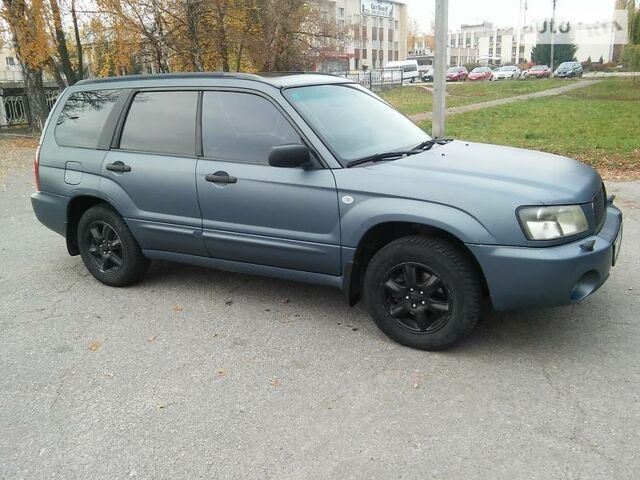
[363,236,482,350]
[77,204,149,287]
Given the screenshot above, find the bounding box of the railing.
[330,68,405,91]
[1,90,59,127]
[0,69,24,83]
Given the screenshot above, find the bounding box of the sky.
[403,0,620,32]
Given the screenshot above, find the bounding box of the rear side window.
[54,90,120,148]
[119,91,198,156]
[201,91,301,164]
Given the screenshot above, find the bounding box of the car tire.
[77,204,150,287]
[363,235,482,351]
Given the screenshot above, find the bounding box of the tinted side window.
[54,90,120,148]
[202,92,301,164]
[120,91,198,156]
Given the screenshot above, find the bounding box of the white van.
[384,60,420,83]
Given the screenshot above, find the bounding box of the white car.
[492,65,521,80]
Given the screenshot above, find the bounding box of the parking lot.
[1,152,640,478]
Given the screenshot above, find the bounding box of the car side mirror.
[268,144,311,168]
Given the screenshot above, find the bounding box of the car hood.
[334,141,602,245]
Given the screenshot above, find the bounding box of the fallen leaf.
[147,335,157,343]
[269,377,281,387]
[413,383,419,389]
[87,340,101,352]
[172,305,183,312]
[217,368,226,376]
[225,300,233,306]
[281,298,290,304]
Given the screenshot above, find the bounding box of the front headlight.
[518,205,588,240]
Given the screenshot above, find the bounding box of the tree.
[531,42,577,66]
[0,0,50,131]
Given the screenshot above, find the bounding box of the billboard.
[361,0,394,18]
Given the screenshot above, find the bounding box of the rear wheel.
[363,236,482,350]
[77,204,149,286]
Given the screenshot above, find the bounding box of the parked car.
[467,66,493,81]
[385,60,420,83]
[554,61,583,78]
[420,66,434,82]
[524,65,552,79]
[492,65,521,80]
[446,66,468,81]
[32,72,623,351]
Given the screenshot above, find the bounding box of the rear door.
[100,90,207,256]
[195,90,341,275]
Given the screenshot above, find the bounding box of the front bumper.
[468,205,622,311]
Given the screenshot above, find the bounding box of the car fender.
[339,197,497,248]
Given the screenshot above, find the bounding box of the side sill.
[142,250,344,290]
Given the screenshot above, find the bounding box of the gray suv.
[32,73,622,350]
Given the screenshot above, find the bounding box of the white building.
[448,19,617,67]
[316,0,409,71]
[0,46,23,84]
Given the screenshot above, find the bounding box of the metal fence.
[0,90,59,128]
[330,68,405,91]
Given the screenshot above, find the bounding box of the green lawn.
[380,78,575,115]
[418,79,640,176]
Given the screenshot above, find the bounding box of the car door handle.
[205,171,237,184]
[106,161,131,173]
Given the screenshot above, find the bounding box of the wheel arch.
[344,221,490,307]
[66,194,119,255]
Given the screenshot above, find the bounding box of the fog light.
[570,270,600,302]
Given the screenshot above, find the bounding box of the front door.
[196,90,341,275]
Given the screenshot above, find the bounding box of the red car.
[467,66,493,81]
[524,65,551,79]
[446,66,468,81]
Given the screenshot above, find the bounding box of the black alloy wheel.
[85,220,124,274]
[381,262,452,334]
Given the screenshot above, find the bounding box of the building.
[408,33,435,66]
[448,18,618,67]
[316,0,408,71]
[447,22,534,67]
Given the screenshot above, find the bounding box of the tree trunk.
[185,0,204,71]
[49,0,77,85]
[22,65,49,133]
[71,0,84,79]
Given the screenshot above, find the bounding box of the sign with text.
[361,0,394,18]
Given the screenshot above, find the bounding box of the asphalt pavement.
[1,170,639,479]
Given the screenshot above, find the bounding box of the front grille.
[593,184,607,233]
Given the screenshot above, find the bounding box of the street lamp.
[550,0,557,74]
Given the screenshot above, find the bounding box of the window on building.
[354,48,360,59]
[372,27,377,41]
[5,56,16,66]
[394,41,399,50]
[354,25,360,40]
[394,20,399,29]
[55,90,121,149]
[372,50,377,62]
[394,51,399,61]
[362,25,367,40]
[379,50,384,63]
[120,91,198,156]
[379,27,384,42]
[363,48,367,59]
[388,50,393,62]
[202,92,300,164]
[338,7,344,17]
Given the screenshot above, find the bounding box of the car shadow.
[138,260,613,356]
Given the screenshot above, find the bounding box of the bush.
[623,45,640,73]
[464,63,480,72]
[591,62,619,72]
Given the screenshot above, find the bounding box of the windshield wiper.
[346,150,419,168]
[412,138,454,151]
[345,139,454,168]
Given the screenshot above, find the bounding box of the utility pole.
[432,0,448,139]
[550,0,557,73]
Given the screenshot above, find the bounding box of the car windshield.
[498,66,515,71]
[471,67,484,73]
[447,67,461,73]
[558,62,573,68]
[532,65,546,70]
[283,84,430,165]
